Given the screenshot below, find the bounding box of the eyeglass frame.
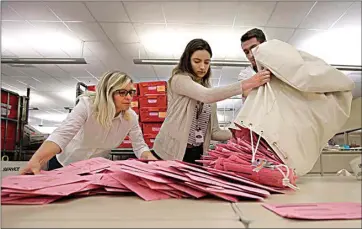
[114,89,137,97]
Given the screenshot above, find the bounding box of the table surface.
[2,175,361,228]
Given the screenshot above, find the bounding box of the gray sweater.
[153,73,244,160]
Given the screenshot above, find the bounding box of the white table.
[2,175,361,228]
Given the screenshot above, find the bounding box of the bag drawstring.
[248,123,298,190]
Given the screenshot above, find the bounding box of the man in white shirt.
[238,28,271,100]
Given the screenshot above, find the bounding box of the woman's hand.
[20,157,43,175]
[241,69,271,92]
[140,151,158,160]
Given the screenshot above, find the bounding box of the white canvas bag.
[232,39,354,176]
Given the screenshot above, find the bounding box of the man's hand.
[140,151,158,160]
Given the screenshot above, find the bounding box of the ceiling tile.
[198,2,239,26]
[1,49,17,57]
[299,2,354,30]
[162,2,198,24]
[332,1,361,29]
[152,66,174,78]
[100,23,139,43]
[1,1,22,20]
[58,65,92,78]
[35,65,71,78]
[85,41,120,59]
[85,1,129,22]
[129,65,157,79]
[101,55,130,72]
[267,2,315,28]
[74,77,99,85]
[66,22,108,41]
[234,2,277,27]
[1,65,28,77]
[124,2,164,23]
[288,29,325,48]
[116,43,148,60]
[264,27,295,42]
[8,2,59,21]
[47,2,94,22]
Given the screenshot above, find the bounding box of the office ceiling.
[1,1,361,132]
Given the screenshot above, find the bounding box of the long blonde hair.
[83,70,133,129]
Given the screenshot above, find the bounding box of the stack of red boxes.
[118,81,167,149]
[1,88,20,151]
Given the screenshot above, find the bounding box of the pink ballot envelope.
[185,170,270,197]
[2,181,91,196]
[2,174,86,190]
[262,202,362,220]
[110,171,171,201]
[167,183,207,199]
[1,195,62,205]
[141,179,173,190]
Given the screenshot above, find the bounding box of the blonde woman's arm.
[128,115,156,160]
[20,97,89,174]
[209,104,232,141]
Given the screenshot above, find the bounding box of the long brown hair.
[172,38,212,88]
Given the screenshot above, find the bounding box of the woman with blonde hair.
[152,38,270,164]
[21,70,155,174]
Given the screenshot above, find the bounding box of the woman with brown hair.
[153,38,270,164]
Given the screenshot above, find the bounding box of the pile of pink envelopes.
[1,157,290,205]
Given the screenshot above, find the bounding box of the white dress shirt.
[238,66,256,82]
[46,96,149,166]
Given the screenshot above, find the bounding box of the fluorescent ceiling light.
[1,57,87,65]
[134,59,251,67]
[133,58,361,71]
[298,26,361,66]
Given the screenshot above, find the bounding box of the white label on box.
[148,99,157,104]
[148,86,157,90]
[123,140,131,144]
[152,127,160,132]
[149,112,158,116]
[150,139,155,143]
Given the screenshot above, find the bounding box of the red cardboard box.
[140,107,167,123]
[139,95,167,108]
[117,136,132,148]
[138,81,167,96]
[142,123,162,138]
[131,96,139,108]
[1,89,19,119]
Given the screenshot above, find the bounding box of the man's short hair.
[241,28,267,44]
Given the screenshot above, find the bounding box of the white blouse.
[46,96,149,166]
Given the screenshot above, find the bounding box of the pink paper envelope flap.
[185,182,238,202]
[168,183,207,198]
[104,187,132,193]
[141,179,173,190]
[92,173,127,189]
[116,159,157,171]
[153,170,191,182]
[110,171,171,201]
[5,181,91,196]
[262,202,362,220]
[1,195,61,205]
[205,186,264,201]
[158,190,180,198]
[152,164,187,176]
[2,174,86,191]
[119,166,175,184]
[186,170,270,197]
